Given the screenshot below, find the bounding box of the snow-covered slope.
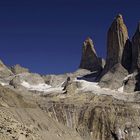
[75,79,135,101]
[21,81,63,93]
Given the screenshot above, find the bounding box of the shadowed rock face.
[132,22,140,72]
[79,38,103,72]
[123,23,140,92]
[122,39,132,73]
[104,14,128,73]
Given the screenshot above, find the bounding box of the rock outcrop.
[131,22,140,71]
[0,60,13,78]
[104,14,129,73]
[99,63,128,90]
[9,73,46,89]
[39,90,140,140]
[79,37,103,72]
[42,69,91,87]
[10,64,29,74]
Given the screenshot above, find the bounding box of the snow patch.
[117,86,124,93]
[75,79,134,101]
[21,81,63,93]
[21,81,51,91]
[0,82,8,86]
[124,74,134,81]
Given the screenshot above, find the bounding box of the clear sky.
[0,0,139,74]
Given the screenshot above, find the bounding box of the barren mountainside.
[0,14,140,140]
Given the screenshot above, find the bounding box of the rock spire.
[79,37,103,72]
[104,14,129,72]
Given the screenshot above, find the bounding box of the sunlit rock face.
[10,64,29,74]
[98,14,130,90]
[0,60,13,78]
[39,93,140,140]
[79,37,104,72]
[104,14,129,73]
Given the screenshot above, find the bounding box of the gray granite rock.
[79,37,103,72]
[104,14,129,73]
[0,60,13,78]
[99,63,128,90]
[10,64,29,74]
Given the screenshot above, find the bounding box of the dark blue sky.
[0,0,139,74]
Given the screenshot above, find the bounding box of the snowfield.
[0,76,136,101]
[21,81,63,93]
[75,79,135,101]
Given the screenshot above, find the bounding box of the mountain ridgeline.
[80,14,140,93]
[0,14,140,140]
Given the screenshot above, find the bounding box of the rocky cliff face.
[122,39,132,72]
[99,14,130,90]
[79,37,104,72]
[38,89,140,140]
[132,23,140,72]
[0,60,13,78]
[104,14,129,73]
[120,23,140,92]
[99,63,128,89]
[10,64,29,74]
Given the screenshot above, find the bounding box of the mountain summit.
[104,14,129,72]
[79,37,104,72]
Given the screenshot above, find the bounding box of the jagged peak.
[109,13,128,36]
[83,37,96,54]
[116,14,123,20]
[111,14,126,27]
[114,14,124,23]
[84,37,94,46]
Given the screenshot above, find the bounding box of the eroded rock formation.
[79,37,104,72]
[39,92,140,140]
[10,64,29,74]
[0,60,13,78]
[104,14,129,73]
[99,63,128,89]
